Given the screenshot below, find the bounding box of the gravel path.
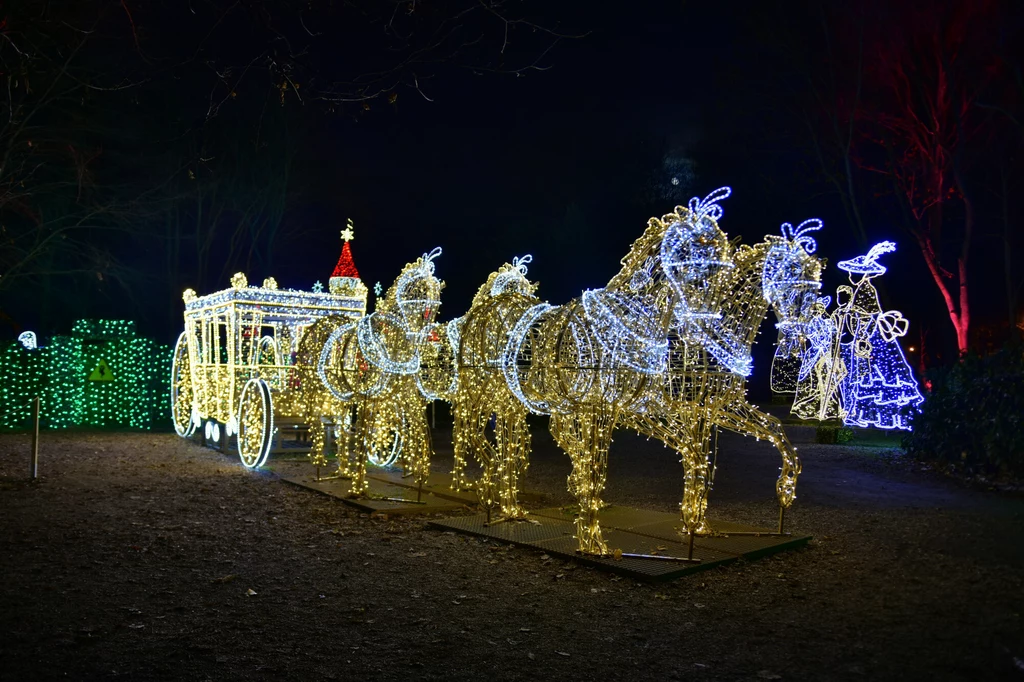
[0,428,1021,681]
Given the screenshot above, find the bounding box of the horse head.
[661,186,734,319]
[659,187,761,376]
[762,219,826,353]
[486,254,538,300]
[383,246,445,336]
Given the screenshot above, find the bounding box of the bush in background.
[903,344,1024,479]
[815,424,854,444]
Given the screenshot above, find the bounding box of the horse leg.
[678,415,714,536]
[334,405,358,479]
[450,399,476,491]
[716,400,801,531]
[308,414,328,475]
[494,407,531,520]
[626,412,713,536]
[347,403,371,497]
[406,408,433,493]
[552,409,614,555]
[466,401,501,519]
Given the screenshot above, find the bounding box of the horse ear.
[688,186,732,222]
[795,218,823,235]
[702,186,732,206]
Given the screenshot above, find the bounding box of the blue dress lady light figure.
[835,242,923,430]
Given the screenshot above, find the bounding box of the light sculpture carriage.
[170,234,369,469]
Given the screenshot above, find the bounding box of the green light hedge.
[0,320,171,430]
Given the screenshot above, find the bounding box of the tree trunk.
[1001,166,1020,342]
[913,227,968,357]
[952,141,973,356]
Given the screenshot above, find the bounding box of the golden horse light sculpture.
[315,248,445,496]
[622,217,826,541]
[449,255,542,522]
[501,195,695,554]
[502,189,825,556]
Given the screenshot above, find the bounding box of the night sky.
[276,3,876,312]
[5,0,1021,390]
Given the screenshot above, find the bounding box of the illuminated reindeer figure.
[315,248,445,496]
[447,255,542,522]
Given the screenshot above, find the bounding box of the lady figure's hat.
[837,241,896,276]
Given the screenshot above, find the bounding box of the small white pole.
[30,396,40,479]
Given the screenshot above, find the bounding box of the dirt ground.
[0,425,1022,682]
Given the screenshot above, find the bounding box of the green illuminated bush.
[0,320,170,431]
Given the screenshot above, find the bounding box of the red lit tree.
[331,241,360,280]
[858,0,1003,356]
[767,0,1016,357]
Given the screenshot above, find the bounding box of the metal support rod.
[778,505,786,534]
[417,478,424,504]
[315,473,350,482]
[620,552,701,564]
[431,401,436,429]
[687,530,695,562]
[30,396,40,480]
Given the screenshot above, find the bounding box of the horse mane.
[605,206,699,291]
[470,261,538,310]
[715,239,775,357]
[376,253,446,316]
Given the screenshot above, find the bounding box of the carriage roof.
[183,284,366,325]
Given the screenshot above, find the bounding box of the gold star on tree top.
[340,218,355,242]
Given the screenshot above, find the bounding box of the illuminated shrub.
[814,424,854,444]
[0,320,170,430]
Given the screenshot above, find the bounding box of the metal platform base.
[279,470,477,515]
[365,470,480,505]
[429,506,811,582]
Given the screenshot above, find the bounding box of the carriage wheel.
[238,378,274,469]
[171,332,197,437]
[367,424,403,468]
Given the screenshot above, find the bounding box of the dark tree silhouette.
[0,0,583,331]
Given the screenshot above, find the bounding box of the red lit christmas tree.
[331,240,360,279]
[328,219,368,306]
